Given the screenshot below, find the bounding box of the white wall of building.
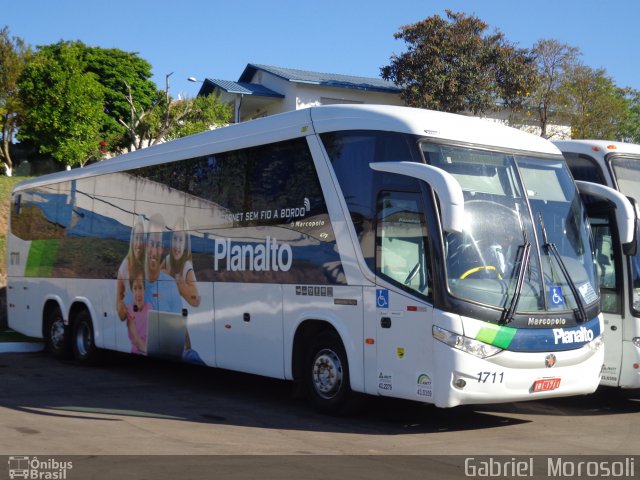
[239,70,403,122]
[295,84,404,109]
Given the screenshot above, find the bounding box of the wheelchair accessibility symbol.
[549,285,565,307]
[376,289,389,308]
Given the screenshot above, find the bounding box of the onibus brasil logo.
[8,456,73,479]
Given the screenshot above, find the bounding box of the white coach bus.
[555,140,640,388]
[7,105,627,412]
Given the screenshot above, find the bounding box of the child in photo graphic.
[127,264,151,355]
[161,217,201,307]
[117,215,146,322]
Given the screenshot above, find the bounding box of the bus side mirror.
[370,161,464,233]
[576,181,636,249]
[622,197,639,256]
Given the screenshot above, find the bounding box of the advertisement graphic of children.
[127,264,151,354]
[117,215,146,322]
[162,217,201,307]
[160,217,205,365]
[141,213,184,313]
[123,212,204,365]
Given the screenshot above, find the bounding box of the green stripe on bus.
[25,239,59,277]
[476,324,517,349]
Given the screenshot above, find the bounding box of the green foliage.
[83,46,156,149]
[0,26,30,174]
[529,39,581,138]
[18,41,105,167]
[119,73,232,149]
[561,65,629,140]
[167,94,232,139]
[17,40,159,164]
[619,88,640,143]
[380,10,536,114]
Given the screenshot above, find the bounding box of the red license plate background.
[532,378,561,392]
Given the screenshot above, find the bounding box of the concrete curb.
[0,342,44,353]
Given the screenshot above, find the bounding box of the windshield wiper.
[537,211,587,323]
[501,206,530,324]
[501,241,531,324]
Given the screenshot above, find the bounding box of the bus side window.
[376,190,431,299]
[591,215,621,314]
[564,152,607,185]
[10,193,29,240]
[13,194,21,215]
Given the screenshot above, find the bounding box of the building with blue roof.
[195,63,404,123]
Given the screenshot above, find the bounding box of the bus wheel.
[72,311,100,364]
[44,306,71,359]
[305,330,360,415]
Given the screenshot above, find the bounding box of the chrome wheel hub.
[50,318,65,349]
[76,323,91,357]
[312,349,343,399]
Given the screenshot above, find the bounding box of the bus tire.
[71,310,101,364]
[305,330,361,415]
[44,305,71,359]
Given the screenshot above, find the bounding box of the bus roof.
[14,104,562,192]
[309,105,560,155]
[554,139,640,159]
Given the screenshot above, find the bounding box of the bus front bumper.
[431,338,604,408]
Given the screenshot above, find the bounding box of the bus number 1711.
[477,372,504,384]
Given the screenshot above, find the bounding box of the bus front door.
[589,211,624,386]
[374,189,435,401]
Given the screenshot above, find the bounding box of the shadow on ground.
[1,351,638,436]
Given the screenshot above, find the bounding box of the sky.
[4,0,640,98]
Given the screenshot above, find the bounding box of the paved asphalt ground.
[0,351,638,479]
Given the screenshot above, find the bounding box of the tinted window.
[11,184,69,240]
[12,137,342,284]
[590,214,621,314]
[564,152,606,184]
[321,131,418,270]
[134,138,327,232]
[377,190,431,299]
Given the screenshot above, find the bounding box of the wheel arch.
[290,316,363,393]
[41,296,66,338]
[292,319,336,383]
[67,298,101,338]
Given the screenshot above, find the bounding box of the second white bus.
[556,139,640,388]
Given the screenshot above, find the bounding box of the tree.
[18,41,105,167]
[83,46,157,150]
[620,88,640,143]
[529,39,581,138]
[118,73,231,150]
[17,41,163,165]
[561,65,629,140]
[167,94,232,140]
[0,26,29,176]
[380,10,536,115]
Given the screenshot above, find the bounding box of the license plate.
[532,378,561,392]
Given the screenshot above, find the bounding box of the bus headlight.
[432,325,502,359]
[632,337,640,348]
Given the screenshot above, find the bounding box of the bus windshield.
[421,143,598,318]
[609,156,640,313]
